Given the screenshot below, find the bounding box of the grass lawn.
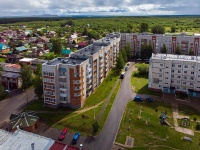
[116,101,200,150]
[0,57,5,62]
[83,69,119,108]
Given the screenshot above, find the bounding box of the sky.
[1,0,200,16]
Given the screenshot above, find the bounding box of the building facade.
[120,33,200,56]
[42,33,120,109]
[148,53,200,96]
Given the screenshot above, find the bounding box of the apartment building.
[148,53,200,96]
[42,33,120,109]
[120,33,200,56]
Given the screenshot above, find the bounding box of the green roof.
[62,49,72,55]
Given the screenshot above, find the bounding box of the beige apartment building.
[42,33,120,109]
[120,33,200,56]
[148,53,200,97]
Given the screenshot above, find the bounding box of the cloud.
[0,0,199,16]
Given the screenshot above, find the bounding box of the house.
[19,58,36,65]
[71,34,78,43]
[9,111,39,132]
[15,46,28,53]
[0,38,6,43]
[47,31,56,38]
[0,128,54,150]
[62,49,72,57]
[0,43,10,54]
[6,53,23,63]
[38,36,50,43]
[78,41,87,48]
[0,63,22,89]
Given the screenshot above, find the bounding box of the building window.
[178,65,181,68]
[165,72,169,74]
[159,75,162,77]
[183,82,186,85]
[191,72,194,74]
[172,70,174,73]
[172,64,175,67]
[165,77,168,79]
[190,77,194,80]
[184,71,187,74]
[171,80,174,83]
[184,76,187,79]
[160,64,163,67]
[185,65,188,68]
[171,75,174,78]
[178,70,181,73]
[191,66,195,69]
[166,66,168,68]
[159,69,162,72]
[177,81,180,84]
[177,76,181,79]
[190,83,193,86]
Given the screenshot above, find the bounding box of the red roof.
[49,142,80,150]
[78,42,87,47]
[49,142,67,150]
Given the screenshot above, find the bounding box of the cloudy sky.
[1,0,200,16]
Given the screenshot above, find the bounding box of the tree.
[51,38,62,54]
[189,48,194,55]
[116,52,125,71]
[160,44,168,53]
[171,25,176,33]
[20,65,33,89]
[35,64,42,77]
[121,48,127,63]
[140,44,146,60]
[138,64,149,75]
[124,42,132,60]
[175,45,182,55]
[82,27,88,36]
[140,23,148,33]
[147,43,153,58]
[92,121,99,133]
[33,76,43,99]
[151,25,165,34]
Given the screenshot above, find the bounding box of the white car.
[136,58,141,61]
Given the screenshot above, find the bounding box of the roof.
[71,34,77,39]
[78,42,87,47]
[2,72,20,78]
[49,141,67,150]
[10,111,39,129]
[0,129,54,150]
[62,49,72,55]
[16,46,28,52]
[19,58,36,62]
[0,43,9,50]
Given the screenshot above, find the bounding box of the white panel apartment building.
[120,33,200,56]
[42,33,120,109]
[148,53,200,95]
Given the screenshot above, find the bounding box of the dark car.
[72,132,80,143]
[146,97,154,102]
[125,66,128,71]
[59,127,68,140]
[4,90,11,94]
[134,96,143,101]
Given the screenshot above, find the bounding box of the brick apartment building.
[120,33,200,57]
[42,33,120,109]
[148,53,200,97]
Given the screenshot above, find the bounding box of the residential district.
[0,27,200,150]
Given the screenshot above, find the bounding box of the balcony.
[87,73,92,78]
[87,79,92,84]
[60,93,67,97]
[87,67,92,72]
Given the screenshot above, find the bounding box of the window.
[183,82,186,85]
[165,77,168,79]
[171,75,174,78]
[177,81,180,84]
[177,86,180,89]
[159,75,162,77]
[159,69,162,72]
[165,83,168,85]
[160,64,163,67]
[178,70,181,73]
[60,96,66,101]
[190,83,193,86]
[177,76,181,79]
[166,66,168,68]
[165,72,169,74]
[178,65,181,68]
[190,77,194,80]
[191,66,195,69]
[172,70,174,73]
[184,71,187,74]
[185,65,188,68]
[191,72,194,74]
[184,76,187,79]
[172,64,175,67]
[60,90,65,94]
[171,80,174,83]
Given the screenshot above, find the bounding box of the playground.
[116,101,200,150]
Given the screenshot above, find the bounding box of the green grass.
[0,57,5,62]
[116,101,200,150]
[83,69,119,108]
[131,71,160,96]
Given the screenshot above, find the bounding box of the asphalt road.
[83,62,135,150]
[0,89,35,125]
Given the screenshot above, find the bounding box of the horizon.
[1,0,200,17]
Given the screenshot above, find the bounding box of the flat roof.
[0,129,54,150]
[152,53,200,62]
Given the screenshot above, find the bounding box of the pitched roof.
[16,46,28,52]
[10,111,39,129]
[62,49,72,55]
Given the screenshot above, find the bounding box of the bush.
[137,64,149,75]
[92,121,99,133]
[194,116,197,122]
[196,123,200,130]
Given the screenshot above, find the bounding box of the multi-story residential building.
[120,33,200,56]
[148,53,200,97]
[42,33,120,109]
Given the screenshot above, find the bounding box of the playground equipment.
[159,112,171,126]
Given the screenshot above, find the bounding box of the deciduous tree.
[140,23,148,33]
[51,38,62,54]
[151,25,165,34]
[20,65,33,89]
[175,45,182,55]
[160,44,168,53]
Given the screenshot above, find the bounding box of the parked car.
[73,132,80,143]
[127,62,130,66]
[120,72,125,79]
[59,127,68,140]
[146,97,154,102]
[134,96,144,101]
[125,66,128,71]
[136,58,141,61]
[4,89,11,94]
